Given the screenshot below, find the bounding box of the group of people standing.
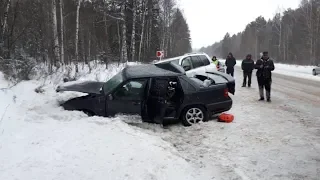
[213,51,275,102]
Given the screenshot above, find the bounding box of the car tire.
[313,69,317,76]
[181,105,208,126]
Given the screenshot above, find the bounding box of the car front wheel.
[181,106,207,126]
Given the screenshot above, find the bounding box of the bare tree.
[120,0,128,63]
[0,0,193,81]
[1,0,11,42]
[52,0,60,68]
[59,0,64,64]
[75,0,81,72]
[130,0,137,61]
[200,0,320,65]
[138,0,146,61]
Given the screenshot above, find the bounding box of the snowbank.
[235,60,320,81]
[0,62,202,180]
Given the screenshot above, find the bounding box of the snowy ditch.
[1,61,319,180]
[0,62,207,180]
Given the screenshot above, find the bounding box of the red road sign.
[156,51,164,58]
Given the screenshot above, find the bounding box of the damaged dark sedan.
[56,63,235,126]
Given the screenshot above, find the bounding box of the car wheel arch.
[179,104,208,126]
[80,109,95,116]
[179,104,207,119]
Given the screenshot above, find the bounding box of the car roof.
[156,53,208,64]
[123,64,182,79]
[156,56,183,63]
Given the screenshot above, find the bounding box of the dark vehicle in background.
[56,63,234,126]
[313,64,320,76]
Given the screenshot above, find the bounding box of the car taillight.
[224,88,229,97]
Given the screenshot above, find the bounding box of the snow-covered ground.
[234,60,320,81]
[0,63,204,180]
[1,61,319,180]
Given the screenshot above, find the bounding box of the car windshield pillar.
[102,72,124,94]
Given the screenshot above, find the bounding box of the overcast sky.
[178,0,301,49]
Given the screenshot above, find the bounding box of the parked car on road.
[155,53,225,77]
[312,64,320,76]
[56,63,234,126]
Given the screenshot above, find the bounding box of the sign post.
[156,51,164,61]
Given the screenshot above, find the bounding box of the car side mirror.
[108,94,113,100]
[183,65,191,71]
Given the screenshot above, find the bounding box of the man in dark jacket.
[255,51,275,102]
[241,54,255,87]
[225,52,236,77]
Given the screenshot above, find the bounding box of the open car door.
[141,78,152,122]
[146,77,172,125]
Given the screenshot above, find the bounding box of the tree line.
[0,0,191,79]
[200,0,320,65]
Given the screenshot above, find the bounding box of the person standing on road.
[225,52,236,77]
[241,54,255,87]
[211,56,218,64]
[212,56,221,69]
[255,51,275,102]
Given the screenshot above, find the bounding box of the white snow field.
[1,62,320,180]
[234,60,320,81]
[0,63,205,180]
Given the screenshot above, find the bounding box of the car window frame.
[102,72,124,95]
[199,55,210,66]
[170,59,180,65]
[181,56,193,70]
[190,55,205,68]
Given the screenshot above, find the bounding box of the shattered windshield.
[103,72,124,94]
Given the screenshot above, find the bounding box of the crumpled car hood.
[56,81,104,94]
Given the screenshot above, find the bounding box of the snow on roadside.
[234,60,320,81]
[0,62,204,180]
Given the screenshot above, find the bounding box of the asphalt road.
[235,66,320,106]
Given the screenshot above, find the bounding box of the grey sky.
[178,0,300,49]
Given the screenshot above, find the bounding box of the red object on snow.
[218,113,234,123]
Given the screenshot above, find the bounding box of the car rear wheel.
[313,69,317,76]
[181,106,207,126]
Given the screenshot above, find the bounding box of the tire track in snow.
[127,68,320,180]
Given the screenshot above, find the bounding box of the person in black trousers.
[225,52,236,77]
[255,51,275,102]
[241,54,255,87]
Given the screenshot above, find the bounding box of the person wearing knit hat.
[254,51,275,102]
[241,54,255,87]
[225,52,236,77]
